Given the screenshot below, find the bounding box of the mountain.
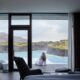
[0,32,27,43]
[0,32,8,42]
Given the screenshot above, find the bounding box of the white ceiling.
[0,0,80,13]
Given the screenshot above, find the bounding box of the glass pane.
[13,30,28,69]
[32,19,68,73]
[11,16,30,25]
[0,14,8,71]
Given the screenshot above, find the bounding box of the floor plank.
[0,72,20,80]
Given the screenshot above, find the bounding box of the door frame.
[8,13,32,72]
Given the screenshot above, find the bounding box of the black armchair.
[14,57,43,80]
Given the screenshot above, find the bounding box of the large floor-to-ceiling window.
[0,13,69,72]
[32,14,69,72]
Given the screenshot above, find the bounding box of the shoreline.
[0,49,68,57]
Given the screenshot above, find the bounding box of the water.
[0,50,68,64]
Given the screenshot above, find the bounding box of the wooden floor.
[0,72,20,80]
[0,64,68,80]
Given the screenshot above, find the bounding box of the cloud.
[32,20,68,42]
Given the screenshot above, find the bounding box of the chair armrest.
[29,69,43,75]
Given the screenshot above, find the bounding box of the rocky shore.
[47,47,68,56]
[0,45,68,57]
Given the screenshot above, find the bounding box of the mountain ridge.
[0,32,27,43]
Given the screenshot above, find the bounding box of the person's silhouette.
[35,52,46,66]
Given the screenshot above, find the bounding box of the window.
[0,13,69,72]
[0,14,8,71]
[32,14,68,72]
[13,30,28,69]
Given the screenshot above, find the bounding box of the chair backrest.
[14,57,30,80]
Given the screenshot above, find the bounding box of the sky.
[32,20,68,42]
[0,19,68,42]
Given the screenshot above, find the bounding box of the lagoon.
[0,50,68,64]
